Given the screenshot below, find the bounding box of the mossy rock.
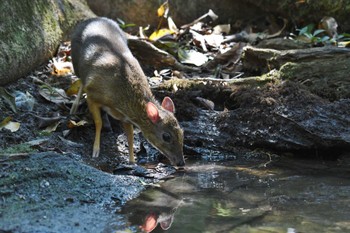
[0,0,94,85]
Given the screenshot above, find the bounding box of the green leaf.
[303,32,313,39]
[336,34,345,40]
[313,29,325,36]
[119,23,136,29]
[306,24,315,33]
[298,24,315,36]
[339,33,350,38]
[320,36,330,42]
[298,26,309,36]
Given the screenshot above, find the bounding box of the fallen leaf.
[0,87,17,113]
[52,57,73,76]
[39,85,69,104]
[178,49,208,66]
[43,121,60,133]
[338,41,350,47]
[66,79,82,96]
[152,40,179,56]
[203,42,245,71]
[149,28,174,41]
[67,120,88,129]
[212,24,231,35]
[190,22,205,32]
[203,34,224,48]
[190,29,208,52]
[35,115,63,129]
[0,120,21,132]
[0,116,12,128]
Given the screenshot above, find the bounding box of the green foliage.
[0,143,37,155]
[116,18,136,29]
[297,24,328,44]
[296,23,350,45]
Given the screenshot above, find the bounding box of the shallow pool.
[115,156,350,233]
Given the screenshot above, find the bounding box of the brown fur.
[70,17,184,166]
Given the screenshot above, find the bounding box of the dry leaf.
[149,28,174,41]
[43,121,60,133]
[52,58,73,76]
[36,115,63,129]
[203,34,224,48]
[167,16,178,33]
[66,79,82,96]
[157,1,169,18]
[4,122,20,132]
[0,117,20,132]
[203,42,245,71]
[190,29,208,52]
[212,24,231,35]
[0,87,17,113]
[178,49,208,66]
[67,120,88,129]
[0,116,12,128]
[39,86,69,104]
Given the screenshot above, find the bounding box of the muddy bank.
[217,81,350,158]
[158,79,350,160]
[0,152,144,232]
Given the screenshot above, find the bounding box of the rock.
[0,0,95,85]
[217,82,350,158]
[0,152,144,233]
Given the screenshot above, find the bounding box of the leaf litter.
[1,1,349,171]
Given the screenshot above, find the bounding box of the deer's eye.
[162,133,171,143]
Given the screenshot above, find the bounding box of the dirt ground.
[1,62,350,165]
[0,63,184,171]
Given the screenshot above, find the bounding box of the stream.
[113,156,350,233]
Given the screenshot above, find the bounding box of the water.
[115,157,350,233]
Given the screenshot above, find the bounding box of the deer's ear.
[161,96,175,113]
[146,102,160,124]
[141,213,158,232]
[160,215,174,230]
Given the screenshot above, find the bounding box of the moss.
[159,79,205,90]
[279,60,350,101]
[279,62,298,79]
[0,0,94,85]
[0,143,37,155]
